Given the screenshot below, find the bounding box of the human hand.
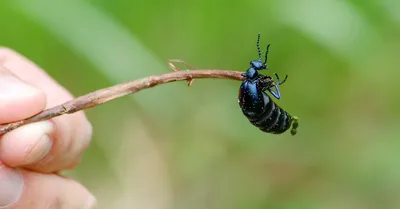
[0,48,96,208]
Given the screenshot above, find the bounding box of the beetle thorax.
[244,68,259,80]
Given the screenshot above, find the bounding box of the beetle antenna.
[264,44,270,64]
[256,32,262,61]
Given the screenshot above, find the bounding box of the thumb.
[0,163,23,208]
[0,162,97,209]
[0,65,46,123]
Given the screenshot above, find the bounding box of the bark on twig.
[0,69,247,134]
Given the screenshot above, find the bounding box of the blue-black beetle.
[238,33,298,135]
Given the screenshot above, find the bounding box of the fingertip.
[0,121,55,167]
[0,70,46,123]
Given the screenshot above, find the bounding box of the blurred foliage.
[1,0,400,208]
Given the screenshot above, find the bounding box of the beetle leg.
[259,76,280,99]
[274,73,288,85]
[268,86,281,99]
[266,73,288,99]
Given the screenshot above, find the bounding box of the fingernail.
[17,121,54,165]
[24,134,53,164]
[0,165,23,208]
[0,121,54,166]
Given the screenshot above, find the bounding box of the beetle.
[238,33,298,135]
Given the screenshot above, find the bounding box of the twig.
[0,69,247,134]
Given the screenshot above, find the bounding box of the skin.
[0,48,96,208]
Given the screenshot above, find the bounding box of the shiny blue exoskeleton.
[238,33,298,135]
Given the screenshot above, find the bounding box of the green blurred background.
[1,0,400,208]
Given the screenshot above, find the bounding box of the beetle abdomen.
[258,104,293,134]
[241,91,298,135]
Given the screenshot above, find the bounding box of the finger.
[0,48,92,172]
[0,65,46,123]
[0,163,97,209]
[0,121,55,167]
